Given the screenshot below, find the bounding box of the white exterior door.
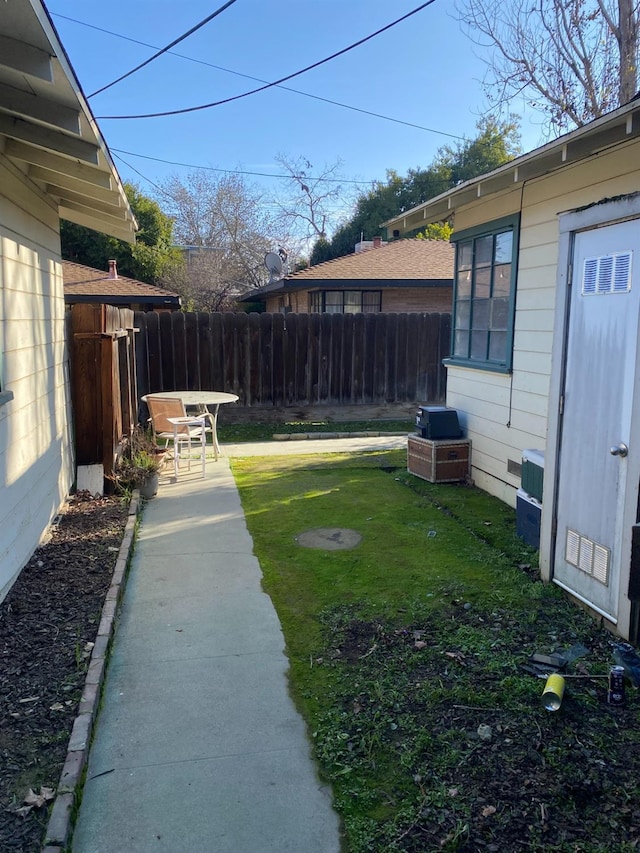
[553,219,640,621]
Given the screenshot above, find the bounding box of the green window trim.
[447,214,520,373]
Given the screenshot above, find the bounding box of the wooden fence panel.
[284,313,297,405]
[132,310,450,418]
[405,312,420,402]
[184,312,199,390]
[247,313,261,405]
[71,303,137,478]
[307,314,322,406]
[197,313,212,392]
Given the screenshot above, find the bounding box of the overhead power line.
[111,148,375,185]
[88,0,239,98]
[112,152,165,193]
[95,0,438,120]
[54,9,462,139]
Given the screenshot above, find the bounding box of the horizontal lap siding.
[0,158,73,600]
[447,142,640,505]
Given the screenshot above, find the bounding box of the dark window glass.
[451,221,517,368]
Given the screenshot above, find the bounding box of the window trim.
[309,289,382,314]
[445,213,520,373]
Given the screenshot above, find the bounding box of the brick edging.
[42,491,142,852]
[272,431,408,441]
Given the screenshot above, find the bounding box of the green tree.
[61,182,182,283]
[415,223,453,241]
[311,117,520,264]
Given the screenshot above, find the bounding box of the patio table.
[142,391,239,461]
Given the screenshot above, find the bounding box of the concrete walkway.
[72,437,405,853]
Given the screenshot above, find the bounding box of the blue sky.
[49,0,545,220]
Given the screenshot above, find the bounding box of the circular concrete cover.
[296,527,362,550]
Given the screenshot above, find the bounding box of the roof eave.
[64,294,181,306]
[0,0,137,243]
[384,100,640,234]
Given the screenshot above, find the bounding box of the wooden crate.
[407,435,470,483]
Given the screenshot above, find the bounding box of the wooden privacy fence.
[135,311,450,419]
[70,304,138,476]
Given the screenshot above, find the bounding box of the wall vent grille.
[565,528,610,585]
[582,252,632,295]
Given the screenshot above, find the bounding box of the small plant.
[112,427,164,491]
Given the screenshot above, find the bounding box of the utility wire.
[88,0,239,98]
[54,10,462,140]
[110,147,456,194]
[95,0,438,120]
[112,148,372,185]
[112,152,165,193]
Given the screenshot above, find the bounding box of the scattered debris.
[612,642,640,687]
[14,786,55,817]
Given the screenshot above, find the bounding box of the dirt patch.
[0,492,128,852]
[296,527,362,550]
[318,605,640,851]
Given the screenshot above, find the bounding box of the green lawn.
[231,450,640,852]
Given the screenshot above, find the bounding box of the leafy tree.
[415,223,453,241]
[61,182,182,283]
[311,117,520,263]
[457,0,640,133]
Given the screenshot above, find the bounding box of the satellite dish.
[264,252,283,279]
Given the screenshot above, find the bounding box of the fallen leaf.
[24,787,55,809]
[482,805,497,817]
[414,640,427,649]
[15,806,32,818]
[448,787,459,797]
[49,703,65,711]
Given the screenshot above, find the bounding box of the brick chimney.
[108,259,118,279]
[373,236,382,248]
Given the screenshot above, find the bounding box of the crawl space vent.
[582,251,632,295]
[565,528,610,585]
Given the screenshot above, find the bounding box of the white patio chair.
[146,396,210,478]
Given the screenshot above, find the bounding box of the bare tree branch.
[155,171,293,310]
[457,0,640,135]
[272,153,353,244]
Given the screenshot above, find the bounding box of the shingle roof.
[63,261,180,304]
[285,239,453,282]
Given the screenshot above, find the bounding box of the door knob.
[610,443,629,457]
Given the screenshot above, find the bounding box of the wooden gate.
[70,304,137,477]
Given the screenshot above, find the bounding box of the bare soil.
[0,492,128,852]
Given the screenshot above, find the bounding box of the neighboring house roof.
[0,1,136,243]
[384,97,640,233]
[243,239,454,300]
[63,261,181,308]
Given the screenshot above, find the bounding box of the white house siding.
[0,157,74,599]
[447,141,640,506]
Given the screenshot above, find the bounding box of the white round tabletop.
[142,391,239,405]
